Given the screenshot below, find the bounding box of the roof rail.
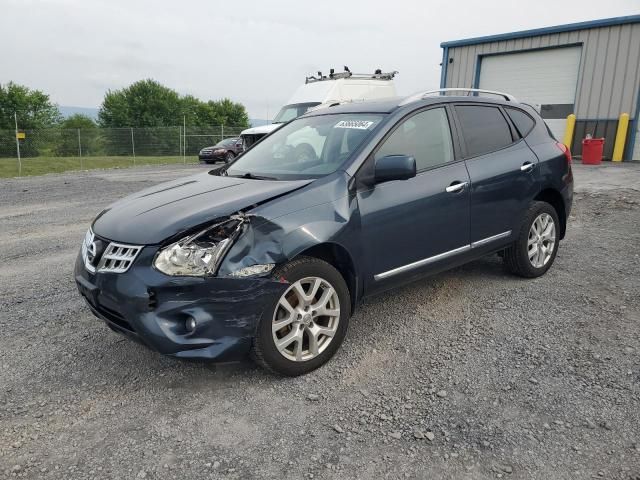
[399,88,518,106]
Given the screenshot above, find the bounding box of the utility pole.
[14,112,21,176]
[183,115,186,163]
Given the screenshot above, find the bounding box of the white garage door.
[479,46,582,141]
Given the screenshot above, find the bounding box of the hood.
[92,172,311,244]
[240,123,282,136]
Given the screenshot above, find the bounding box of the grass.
[0,155,200,178]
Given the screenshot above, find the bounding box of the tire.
[251,256,351,376]
[225,151,235,163]
[503,201,560,278]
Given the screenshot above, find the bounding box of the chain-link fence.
[0,125,247,177]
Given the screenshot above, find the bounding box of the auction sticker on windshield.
[334,120,374,130]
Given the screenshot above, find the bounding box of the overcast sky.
[1,0,638,120]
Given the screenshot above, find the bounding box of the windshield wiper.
[226,172,277,180]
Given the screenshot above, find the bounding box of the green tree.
[0,82,61,129]
[54,114,102,157]
[209,98,250,127]
[60,113,97,129]
[99,79,250,129]
[0,82,61,157]
[180,97,250,128]
[98,79,182,128]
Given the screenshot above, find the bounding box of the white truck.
[240,68,398,150]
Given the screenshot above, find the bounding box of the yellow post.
[612,113,630,162]
[563,114,576,149]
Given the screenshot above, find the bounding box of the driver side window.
[375,108,454,172]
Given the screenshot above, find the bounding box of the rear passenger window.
[375,108,454,171]
[506,108,535,137]
[455,105,514,157]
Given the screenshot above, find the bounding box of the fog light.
[185,317,197,333]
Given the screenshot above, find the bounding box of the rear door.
[454,104,539,247]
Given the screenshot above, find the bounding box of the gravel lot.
[1,162,639,479]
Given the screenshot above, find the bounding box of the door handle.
[520,162,535,172]
[446,181,468,193]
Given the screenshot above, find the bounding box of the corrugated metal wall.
[443,22,640,159]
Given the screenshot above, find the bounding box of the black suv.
[75,89,573,376]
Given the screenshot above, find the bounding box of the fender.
[218,172,364,293]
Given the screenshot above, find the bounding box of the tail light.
[556,142,572,164]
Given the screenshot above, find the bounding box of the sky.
[1,0,638,120]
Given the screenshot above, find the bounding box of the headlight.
[153,216,246,276]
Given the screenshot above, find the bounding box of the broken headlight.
[153,216,246,277]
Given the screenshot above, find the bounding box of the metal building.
[440,15,640,160]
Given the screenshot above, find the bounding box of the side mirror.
[374,155,416,183]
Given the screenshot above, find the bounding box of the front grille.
[96,242,143,273]
[81,228,143,274]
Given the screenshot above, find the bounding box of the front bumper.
[74,246,286,362]
[198,152,225,162]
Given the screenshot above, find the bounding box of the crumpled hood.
[92,172,311,244]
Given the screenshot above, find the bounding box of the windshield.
[225,113,384,180]
[273,102,321,123]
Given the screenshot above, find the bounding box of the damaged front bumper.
[74,247,287,362]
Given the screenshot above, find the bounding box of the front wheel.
[503,201,560,278]
[251,257,350,376]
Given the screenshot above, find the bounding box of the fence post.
[14,112,22,176]
[78,129,83,169]
[183,115,186,164]
[130,127,136,164]
[221,124,224,142]
[179,126,182,160]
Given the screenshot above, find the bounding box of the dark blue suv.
[75,89,573,376]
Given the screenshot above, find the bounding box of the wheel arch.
[534,188,567,239]
[294,242,359,314]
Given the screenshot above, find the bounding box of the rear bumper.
[561,174,574,239]
[74,248,286,362]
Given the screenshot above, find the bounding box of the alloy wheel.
[528,213,556,268]
[272,277,340,362]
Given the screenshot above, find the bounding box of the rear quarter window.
[455,105,514,158]
[506,107,536,138]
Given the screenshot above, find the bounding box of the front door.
[356,106,471,292]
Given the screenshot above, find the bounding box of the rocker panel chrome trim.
[470,230,512,248]
[374,245,471,281]
[374,230,512,281]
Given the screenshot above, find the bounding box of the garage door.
[479,46,582,141]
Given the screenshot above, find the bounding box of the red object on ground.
[581,137,604,165]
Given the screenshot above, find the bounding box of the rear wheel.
[503,201,560,278]
[225,151,235,163]
[251,257,350,376]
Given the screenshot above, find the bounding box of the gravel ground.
[1,162,639,479]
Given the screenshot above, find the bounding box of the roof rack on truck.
[306,66,398,84]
